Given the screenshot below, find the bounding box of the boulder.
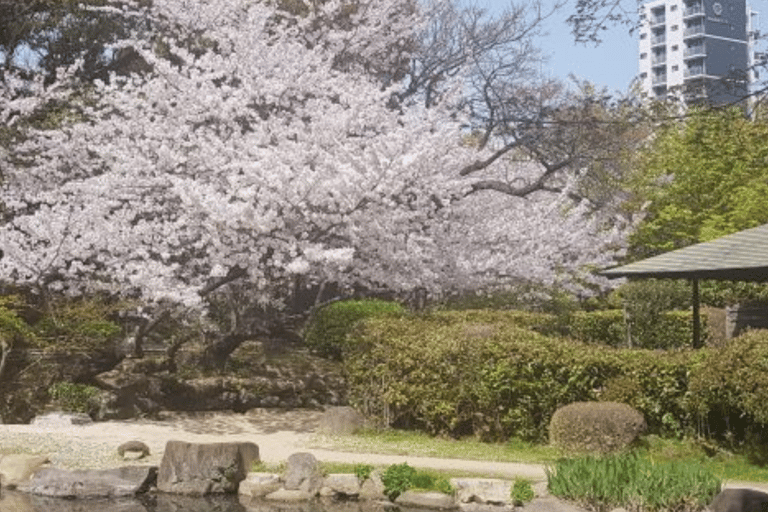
[395,490,458,509]
[323,473,361,496]
[450,478,512,505]
[238,472,282,498]
[710,488,768,512]
[317,406,366,435]
[31,412,92,427]
[118,440,151,459]
[16,466,157,498]
[359,470,387,500]
[157,440,259,495]
[0,454,50,488]
[284,452,323,495]
[265,488,315,501]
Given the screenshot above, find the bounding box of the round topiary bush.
[549,401,647,454]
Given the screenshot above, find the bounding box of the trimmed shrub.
[568,309,704,349]
[549,401,647,454]
[570,310,626,346]
[345,311,697,442]
[688,330,768,448]
[547,451,721,512]
[303,299,405,360]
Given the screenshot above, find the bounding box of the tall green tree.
[627,107,768,260]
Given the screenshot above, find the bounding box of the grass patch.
[311,428,562,464]
[313,429,768,484]
[547,451,722,512]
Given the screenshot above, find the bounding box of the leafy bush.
[570,310,626,346]
[381,462,417,500]
[547,451,721,512]
[33,297,122,350]
[569,309,703,349]
[549,401,647,454]
[688,330,768,447]
[354,463,373,482]
[303,299,406,360]
[0,296,35,344]
[346,311,699,442]
[511,478,535,505]
[380,462,452,500]
[48,381,101,415]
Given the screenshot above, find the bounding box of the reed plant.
[546,451,721,512]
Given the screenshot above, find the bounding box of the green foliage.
[380,462,453,500]
[546,451,721,512]
[381,462,417,500]
[569,310,626,346]
[345,310,701,442]
[511,478,535,505]
[354,463,373,482]
[33,297,121,350]
[569,309,702,349]
[628,108,768,259]
[549,402,647,454]
[48,381,101,415]
[304,299,406,360]
[687,330,768,447]
[0,296,35,344]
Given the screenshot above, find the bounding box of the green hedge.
[345,310,768,444]
[569,309,705,349]
[345,311,696,442]
[303,299,406,360]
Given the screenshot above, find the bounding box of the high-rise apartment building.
[638,0,755,106]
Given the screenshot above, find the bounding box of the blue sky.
[478,0,640,94]
[479,0,768,94]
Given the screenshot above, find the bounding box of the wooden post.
[692,278,701,348]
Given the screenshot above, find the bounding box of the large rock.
[284,452,323,495]
[238,472,282,498]
[0,454,50,488]
[323,473,361,497]
[710,488,768,512]
[16,466,157,498]
[450,478,512,505]
[395,490,458,509]
[359,470,387,500]
[157,440,259,495]
[317,406,366,435]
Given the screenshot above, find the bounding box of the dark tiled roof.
[601,224,768,281]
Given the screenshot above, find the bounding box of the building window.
[640,72,648,78]
[641,52,648,59]
[672,45,679,51]
[672,65,679,71]
[671,24,679,31]
[640,32,647,39]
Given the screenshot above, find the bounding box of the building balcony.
[651,15,666,26]
[684,25,705,38]
[684,45,705,58]
[653,74,668,85]
[684,66,705,78]
[683,4,704,17]
[651,35,667,46]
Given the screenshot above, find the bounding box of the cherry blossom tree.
[0,0,630,360]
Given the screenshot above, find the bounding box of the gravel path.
[1,408,767,496]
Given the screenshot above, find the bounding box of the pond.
[0,490,396,512]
